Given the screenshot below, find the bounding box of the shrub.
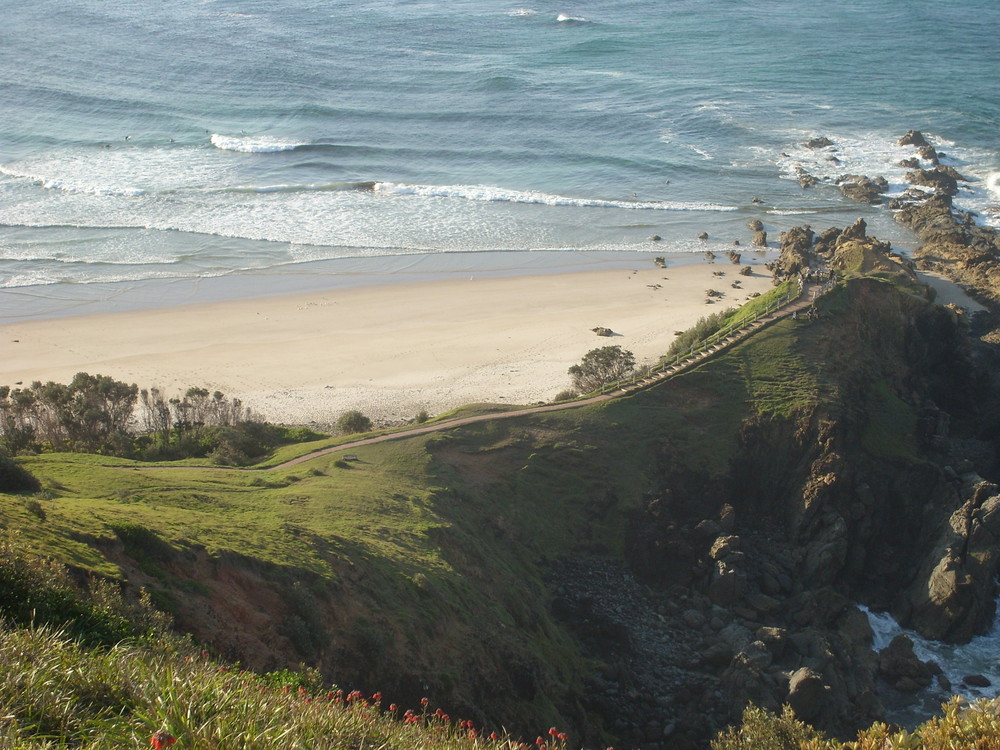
[666,308,734,358]
[415,410,429,424]
[711,704,824,750]
[0,532,167,646]
[22,498,46,521]
[567,346,636,393]
[553,389,578,402]
[337,410,372,435]
[0,451,41,493]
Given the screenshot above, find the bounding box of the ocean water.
[863,605,1000,726]
[1,0,999,317]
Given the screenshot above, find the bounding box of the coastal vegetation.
[0,378,322,465]
[567,344,636,393]
[336,409,373,435]
[665,280,796,359]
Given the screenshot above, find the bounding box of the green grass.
[0,620,575,750]
[12,439,449,579]
[733,320,820,418]
[720,279,797,329]
[861,379,919,460]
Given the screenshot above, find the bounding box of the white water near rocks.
[861,603,1000,724]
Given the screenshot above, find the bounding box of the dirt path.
[270,283,823,470]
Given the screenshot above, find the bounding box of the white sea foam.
[507,7,537,16]
[0,165,144,197]
[373,182,737,211]
[987,172,1000,203]
[556,13,589,23]
[210,134,306,153]
[772,131,1000,230]
[1,146,225,195]
[861,605,1000,701]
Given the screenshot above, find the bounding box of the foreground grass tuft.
[0,622,579,750]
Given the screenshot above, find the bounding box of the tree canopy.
[567,345,636,393]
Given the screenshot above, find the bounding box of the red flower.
[371,691,382,701]
[549,727,558,736]
[389,703,399,712]
[490,732,498,740]
[420,696,430,706]
[150,729,176,749]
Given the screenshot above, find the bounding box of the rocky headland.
[797,130,1000,332]
[74,222,1000,749]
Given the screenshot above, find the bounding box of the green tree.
[337,410,372,435]
[568,345,636,392]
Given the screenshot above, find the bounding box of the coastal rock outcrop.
[895,194,1000,308]
[877,635,939,692]
[906,167,959,197]
[795,167,818,189]
[837,174,889,205]
[805,136,835,149]
[771,225,814,277]
[898,130,930,148]
[896,478,1000,641]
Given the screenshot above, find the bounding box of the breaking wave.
[372,182,737,211]
[210,134,308,153]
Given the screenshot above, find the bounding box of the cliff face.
[609,265,1000,744]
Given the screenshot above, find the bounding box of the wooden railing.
[598,276,836,395]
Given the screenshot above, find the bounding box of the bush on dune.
[0,450,40,493]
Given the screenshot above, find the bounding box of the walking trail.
[270,281,826,470]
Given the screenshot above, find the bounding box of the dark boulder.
[787,668,829,721]
[962,674,992,688]
[898,130,929,148]
[877,635,937,692]
[805,136,835,149]
[906,168,959,197]
[918,145,940,165]
[837,174,889,205]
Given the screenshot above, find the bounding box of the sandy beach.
[0,259,782,426]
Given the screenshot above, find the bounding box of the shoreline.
[1,248,983,429]
[0,254,780,426]
[0,248,766,325]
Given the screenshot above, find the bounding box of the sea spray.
[861,604,1000,701]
